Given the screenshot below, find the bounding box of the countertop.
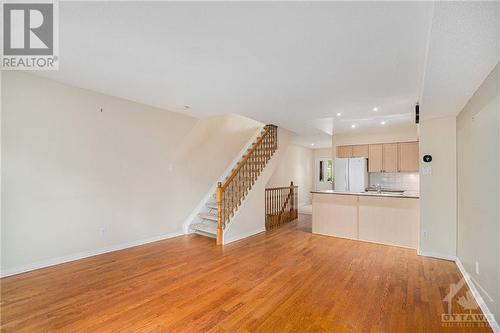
[311,190,420,199]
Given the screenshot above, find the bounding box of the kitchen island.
[311,190,419,249]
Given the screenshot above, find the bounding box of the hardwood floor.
[1,215,492,332]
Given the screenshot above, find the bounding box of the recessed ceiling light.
[380,121,386,125]
[336,112,342,116]
[351,124,356,128]
[311,143,315,146]
[373,107,379,112]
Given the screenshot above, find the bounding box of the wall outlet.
[100,227,106,237]
[475,261,480,275]
[422,230,428,240]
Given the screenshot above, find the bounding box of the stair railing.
[265,181,298,230]
[216,125,278,244]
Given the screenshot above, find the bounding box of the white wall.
[1,72,262,275]
[267,143,314,207]
[312,148,333,191]
[418,116,457,260]
[456,63,499,322]
[0,71,3,270]
[313,148,332,160]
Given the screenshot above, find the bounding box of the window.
[318,159,333,182]
[319,161,324,181]
[325,159,333,182]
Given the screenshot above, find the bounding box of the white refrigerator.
[334,158,368,192]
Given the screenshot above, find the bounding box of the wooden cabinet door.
[398,142,419,172]
[351,145,369,158]
[383,143,398,172]
[368,144,383,172]
[336,145,353,158]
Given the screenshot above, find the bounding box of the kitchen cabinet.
[398,141,419,172]
[312,192,419,249]
[340,141,419,173]
[369,143,398,172]
[312,193,358,239]
[351,144,369,158]
[357,196,419,248]
[368,144,383,172]
[382,143,398,172]
[336,145,353,158]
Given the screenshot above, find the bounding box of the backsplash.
[369,172,419,192]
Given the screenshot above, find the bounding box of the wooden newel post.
[290,181,294,216]
[216,182,223,245]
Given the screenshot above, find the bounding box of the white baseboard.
[455,258,500,333]
[417,249,456,261]
[223,227,266,245]
[0,231,184,278]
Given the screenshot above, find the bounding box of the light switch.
[421,165,432,176]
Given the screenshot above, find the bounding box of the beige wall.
[456,63,499,321]
[1,72,261,275]
[267,143,314,207]
[418,116,457,259]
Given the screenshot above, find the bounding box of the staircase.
[189,125,278,244]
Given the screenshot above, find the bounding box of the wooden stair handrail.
[278,182,294,217]
[264,181,298,230]
[216,124,278,245]
[221,125,275,191]
[266,185,299,190]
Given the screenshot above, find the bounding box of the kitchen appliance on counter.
[334,158,368,192]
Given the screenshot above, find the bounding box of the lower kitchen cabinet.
[312,193,358,239]
[312,193,419,249]
[357,196,419,249]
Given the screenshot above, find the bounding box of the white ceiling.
[420,1,500,119]
[36,2,499,148]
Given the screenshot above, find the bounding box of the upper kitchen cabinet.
[337,145,353,158]
[369,143,398,172]
[398,141,419,172]
[382,143,398,172]
[341,141,419,172]
[351,145,369,158]
[368,144,383,172]
[336,144,368,158]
